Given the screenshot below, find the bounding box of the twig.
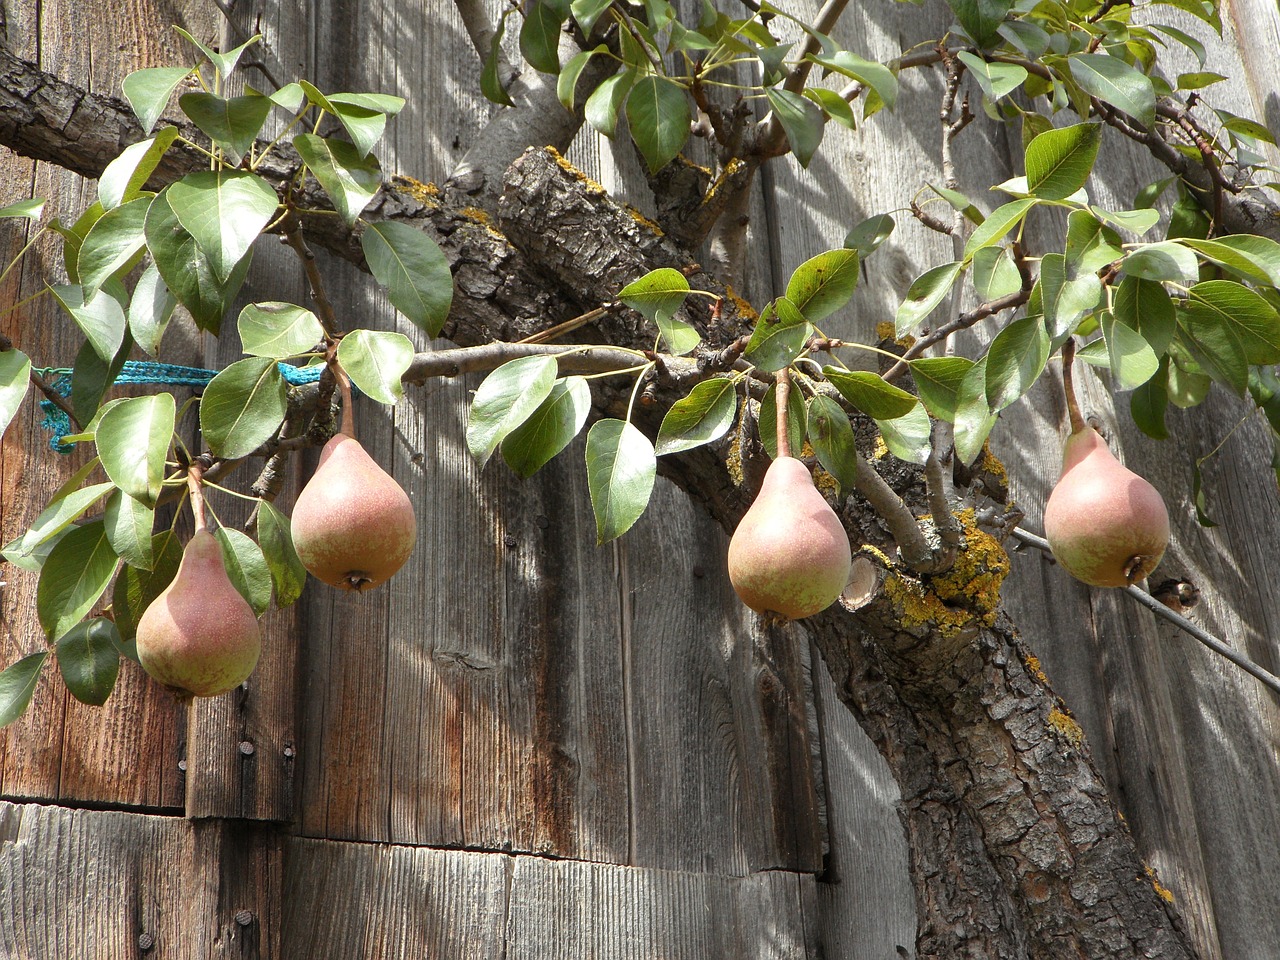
[1010,528,1280,697]
[29,369,81,431]
[517,304,620,344]
[280,211,342,339]
[853,452,934,570]
[882,286,1032,382]
[758,0,852,153]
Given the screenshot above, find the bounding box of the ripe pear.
[290,431,417,590]
[136,529,261,698]
[728,457,852,619]
[1043,425,1169,587]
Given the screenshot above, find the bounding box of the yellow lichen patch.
[726,429,746,488]
[929,510,1009,623]
[875,321,915,349]
[813,466,840,499]
[1145,865,1176,905]
[872,435,889,460]
[546,146,607,196]
[704,158,746,204]
[859,543,894,568]
[979,441,1009,486]
[723,285,759,323]
[676,154,714,178]
[392,175,439,206]
[458,206,506,241]
[883,572,973,638]
[1047,707,1085,748]
[1025,654,1049,684]
[625,204,664,236]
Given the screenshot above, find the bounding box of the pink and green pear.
[136,528,261,699]
[728,456,852,619]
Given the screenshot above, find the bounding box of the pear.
[136,529,262,698]
[1043,425,1169,588]
[290,431,417,590]
[728,456,852,619]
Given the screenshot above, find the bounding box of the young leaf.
[96,393,176,507]
[55,618,121,706]
[785,248,859,323]
[0,346,31,440]
[501,376,592,476]
[199,356,288,458]
[765,87,824,168]
[294,134,382,225]
[585,419,657,544]
[327,93,406,159]
[896,261,963,336]
[805,394,858,492]
[213,527,272,617]
[1064,209,1121,276]
[0,198,45,220]
[823,368,918,420]
[121,66,193,134]
[337,329,415,405]
[173,26,260,80]
[165,170,279,281]
[0,652,50,728]
[807,51,898,110]
[466,355,559,468]
[985,316,1050,410]
[844,214,895,257]
[482,12,517,106]
[50,283,126,363]
[256,501,307,608]
[654,377,737,456]
[102,488,156,571]
[558,45,607,110]
[238,302,325,358]
[971,246,1022,302]
[1025,122,1102,201]
[36,519,118,642]
[875,403,931,464]
[2,478,114,572]
[1067,54,1156,128]
[128,263,178,356]
[178,92,272,162]
[956,52,1028,101]
[744,298,810,373]
[962,199,1036,261]
[909,355,976,421]
[361,220,454,337]
[618,268,699,354]
[626,76,691,174]
[98,128,179,210]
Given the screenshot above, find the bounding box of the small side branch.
[280,211,342,339]
[854,451,934,570]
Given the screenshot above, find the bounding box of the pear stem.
[1061,337,1085,434]
[187,463,208,533]
[774,370,791,459]
[328,349,356,439]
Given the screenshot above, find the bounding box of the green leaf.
[844,214,894,257]
[2,473,114,572]
[909,356,975,421]
[337,329,415,405]
[972,246,1022,302]
[143,186,251,334]
[585,419,656,544]
[179,92,272,162]
[1064,209,1121,275]
[626,76,691,174]
[585,70,635,137]
[572,0,614,32]
[1166,347,1213,407]
[558,45,607,110]
[249,81,305,111]
[55,618,121,706]
[618,268,698,353]
[293,133,382,225]
[962,199,1036,261]
[953,357,998,466]
[51,201,105,284]
[122,66,193,134]
[0,198,45,220]
[520,0,565,74]
[745,298,811,373]
[128,263,177,357]
[212,527,272,617]
[1181,235,1280,288]
[1039,253,1102,341]
[36,520,118,642]
[785,248,859,323]
[327,93,406,159]
[466,355,559,468]
[956,52,1027,100]
[1177,71,1226,91]
[1183,280,1280,365]
[1092,205,1160,235]
[1025,122,1102,201]
[896,261,963,336]
[0,347,31,440]
[256,501,307,608]
[166,170,278,282]
[173,26,260,81]
[1130,359,1170,439]
[1175,313,1246,396]
[985,316,1050,410]
[1067,53,1156,128]
[238,302,325,358]
[102,488,156,570]
[96,393,175,507]
[361,220,454,337]
[501,376,592,476]
[0,652,50,728]
[1113,276,1175,355]
[875,403,931,465]
[946,0,1014,47]
[1191,456,1217,528]
[759,378,807,461]
[482,12,516,106]
[823,368,918,420]
[805,394,858,492]
[50,283,126,363]
[1122,241,1200,285]
[98,128,179,210]
[805,87,856,130]
[1100,311,1160,390]
[70,330,133,427]
[111,531,182,645]
[654,377,737,456]
[1151,23,1208,67]
[199,356,288,458]
[765,87,824,167]
[808,51,898,110]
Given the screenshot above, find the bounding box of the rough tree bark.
[0,18,1267,958]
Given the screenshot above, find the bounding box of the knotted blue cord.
[38,361,324,453]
